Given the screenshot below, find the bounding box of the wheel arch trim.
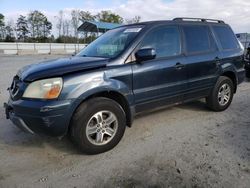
[67,87,135,136]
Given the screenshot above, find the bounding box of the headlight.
[23,77,63,99]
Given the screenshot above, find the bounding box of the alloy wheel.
[86,111,118,146]
[218,83,231,106]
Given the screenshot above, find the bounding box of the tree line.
[0,10,141,43]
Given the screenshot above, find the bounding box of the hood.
[17,56,108,82]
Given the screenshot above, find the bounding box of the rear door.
[131,25,188,112]
[181,24,220,100]
[211,25,244,79]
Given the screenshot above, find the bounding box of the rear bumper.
[4,98,74,137]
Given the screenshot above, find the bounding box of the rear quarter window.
[212,25,239,50]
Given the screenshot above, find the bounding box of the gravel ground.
[0,55,250,188]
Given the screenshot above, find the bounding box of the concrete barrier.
[0,42,86,55]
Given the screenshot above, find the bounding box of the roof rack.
[173,17,225,24]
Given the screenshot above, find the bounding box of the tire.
[70,97,126,154]
[206,76,234,112]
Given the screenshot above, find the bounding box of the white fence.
[0,42,87,55]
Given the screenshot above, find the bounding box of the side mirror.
[135,48,156,63]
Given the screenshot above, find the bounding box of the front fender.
[60,70,133,111]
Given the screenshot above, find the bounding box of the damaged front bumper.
[4,98,74,137]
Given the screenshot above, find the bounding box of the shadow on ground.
[1,122,81,155]
[3,100,210,154]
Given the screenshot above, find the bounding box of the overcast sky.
[0,0,249,35]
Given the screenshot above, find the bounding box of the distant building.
[236,33,250,49]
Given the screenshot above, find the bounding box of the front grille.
[10,76,20,99]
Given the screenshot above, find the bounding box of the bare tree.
[71,9,80,39]
[8,19,17,39]
[56,10,64,37]
[126,16,141,24]
[62,19,70,37]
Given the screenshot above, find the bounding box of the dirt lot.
[0,55,250,188]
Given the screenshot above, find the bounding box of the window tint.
[212,26,239,50]
[183,25,213,53]
[140,26,181,58]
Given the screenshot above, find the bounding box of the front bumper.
[4,98,74,137]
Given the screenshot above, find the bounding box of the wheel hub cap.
[86,111,118,146]
[218,83,231,106]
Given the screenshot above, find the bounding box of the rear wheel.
[206,76,234,111]
[70,97,126,154]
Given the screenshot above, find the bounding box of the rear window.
[183,25,215,54]
[212,26,239,50]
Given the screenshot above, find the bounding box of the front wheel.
[206,76,234,111]
[70,97,126,154]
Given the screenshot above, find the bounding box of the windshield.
[77,26,143,58]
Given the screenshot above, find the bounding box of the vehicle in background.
[236,33,250,50]
[236,33,250,77]
[244,45,250,77]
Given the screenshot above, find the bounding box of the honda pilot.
[4,18,245,154]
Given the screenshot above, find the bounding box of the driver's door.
[131,25,188,112]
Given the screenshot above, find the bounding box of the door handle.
[174,62,185,70]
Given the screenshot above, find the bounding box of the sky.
[0,0,250,36]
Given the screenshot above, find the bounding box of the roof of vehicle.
[125,18,227,27]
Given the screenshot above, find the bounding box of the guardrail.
[0,42,87,55]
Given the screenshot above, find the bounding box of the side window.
[212,25,239,50]
[183,25,214,54]
[139,26,181,58]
